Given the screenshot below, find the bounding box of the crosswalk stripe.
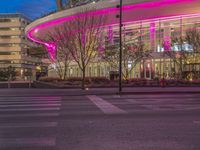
[0,107,60,112]
[0,101,61,105]
[0,122,58,128]
[0,96,61,99]
[0,112,59,118]
[0,137,56,147]
[0,96,60,149]
[87,95,127,114]
[0,97,61,102]
[0,103,61,107]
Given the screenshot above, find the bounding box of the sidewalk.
[0,87,199,97]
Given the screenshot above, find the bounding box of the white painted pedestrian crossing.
[0,137,56,147]
[0,97,61,111]
[0,112,60,118]
[0,103,61,107]
[0,122,58,128]
[0,97,60,102]
[0,100,60,104]
[87,95,127,114]
[0,96,61,149]
[0,107,60,111]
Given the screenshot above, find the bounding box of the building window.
[0,18,11,22]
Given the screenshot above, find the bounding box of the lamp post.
[119,0,123,92]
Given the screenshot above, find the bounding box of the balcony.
[0,30,22,36]
[0,21,21,28]
[22,56,42,63]
[0,38,22,44]
[0,46,21,51]
[0,55,21,60]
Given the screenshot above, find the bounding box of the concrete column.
[150,22,156,52]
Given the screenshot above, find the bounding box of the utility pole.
[119,0,123,92]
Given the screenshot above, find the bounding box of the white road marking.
[0,101,61,104]
[193,121,200,124]
[87,95,127,114]
[0,107,60,112]
[0,112,60,118]
[0,122,58,128]
[0,97,61,101]
[0,103,61,107]
[0,137,56,147]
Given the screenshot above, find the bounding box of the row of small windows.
[0,60,36,65]
[0,27,25,31]
[0,43,29,47]
[0,35,20,39]
[0,60,20,64]
[0,52,20,55]
[0,18,29,24]
[0,18,12,22]
[0,35,26,39]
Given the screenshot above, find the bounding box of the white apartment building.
[0,13,42,80]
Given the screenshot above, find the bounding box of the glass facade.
[48,14,200,80]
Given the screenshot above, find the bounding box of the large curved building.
[26,0,200,80]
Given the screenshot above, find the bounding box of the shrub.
[66,77,82,82]
[128,78,147,83]
[189,80,200,85]
[66,77,110,84]
[39,77,62,82]
[88,77,110,84]
[0,66,16,81]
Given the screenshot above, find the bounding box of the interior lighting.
[27,0,200,60]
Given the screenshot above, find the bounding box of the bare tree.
[164,25,200,80]
[185,25,200,79]
[42,27,72,80]
[185,26,200,52]
[103,38,151,81]
[164,35,188,79]
[56,0,63,11]
[52,50,70,80]
[64,0,80,8]
[56,10,106,89]
[58,0,83,9]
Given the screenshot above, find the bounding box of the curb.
[0,90,199,97]
[117,91,200,95]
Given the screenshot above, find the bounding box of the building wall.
[0,14,42,80]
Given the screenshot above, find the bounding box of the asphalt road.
[0,90,200,150]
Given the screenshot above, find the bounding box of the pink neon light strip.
[27,0,199,60]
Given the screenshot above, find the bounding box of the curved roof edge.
[25,0,154,34]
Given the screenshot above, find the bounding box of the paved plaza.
[0,89,200,150]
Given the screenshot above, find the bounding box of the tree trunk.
[63,60,67,80]
[56,0,62,11]
[81,68,86,90]
[179,56,183,80]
